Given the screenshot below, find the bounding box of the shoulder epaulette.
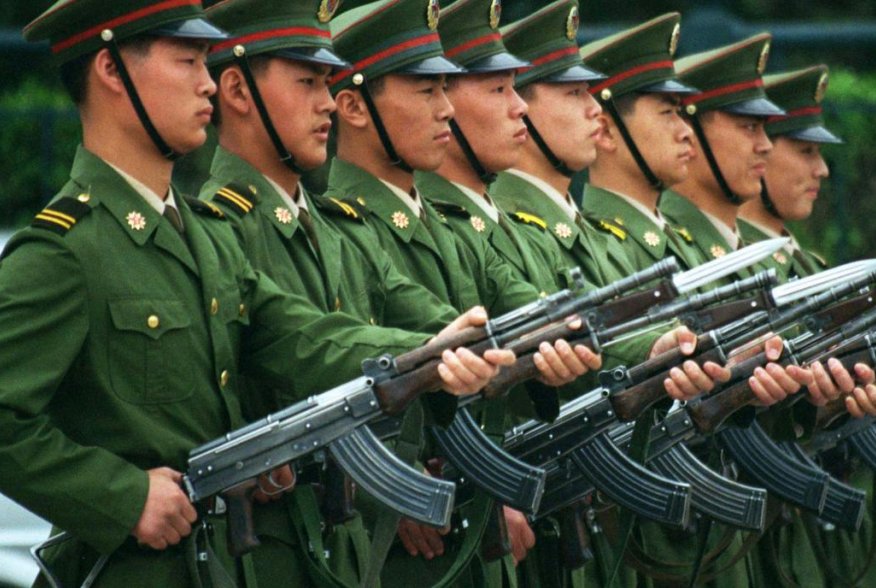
[430,201,470,219]
[595,219,627,241]
[186,197,226,220]
[316,196,365,222]
[32,195,92,235]
[212,183,257,216]
[672,226,694,243]
[512,211,548,230]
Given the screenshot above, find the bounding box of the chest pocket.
[108,298,195,404]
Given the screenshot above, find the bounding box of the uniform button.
[210,298,219,315]
[220,370,230,388]
[239,303,246,317]
[147,315,160,329]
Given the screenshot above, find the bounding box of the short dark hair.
[59,35,156,105]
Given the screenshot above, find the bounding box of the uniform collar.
[379,178,423,217]
[609,189,665,230]
[506,168,579,222]
[582,184,668,257]
[700,208,740,250]
[738,217,798,253]
[452,181,499,223]
[263,175,309,217]
[105,161,177,216]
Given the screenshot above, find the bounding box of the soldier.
[199,0,467,585]
[321,0,602,585]
[0,1,516,586]
[738,65,876,587]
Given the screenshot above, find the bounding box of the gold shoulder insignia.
[316,196,366,222]
[431,201,470,218]
[186,197,226,220]
[673,226,694,243]
[597,219,627,241]
[513,211,548,230]
[32,196,92,235]
[212,182,257,216]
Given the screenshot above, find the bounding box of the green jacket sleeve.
[0,232,148,554]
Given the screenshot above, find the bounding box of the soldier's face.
[124,38,217,154]
[621,94,694,187]
[445,72,528,173]
[694,111,773,201]
[371,74,455,171]
[523,82,603,172]
[764,137,829,221]
[256,59,336,170]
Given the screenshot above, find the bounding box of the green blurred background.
[1,0,875,263]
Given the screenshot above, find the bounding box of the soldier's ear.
[594,113,619,153]
[334,89,370,129]
[91,48,127,97]
[218,66,252,117]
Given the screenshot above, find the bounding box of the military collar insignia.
[644,230,661,247]
[126,211,147,231]
[555,222,573,239]
[489,0,502,30]
[471,215,486,233]
[757,41,770,76]
[566,6,579,41]
[392,210,411,229]
[815,71,829,103]
[427,0,440,31]
[318,0,340,23]
[275,207,293,224]
[773,251,788,265]
[597,219,626,241]
[710,244,727,258]
[669,22,681,57]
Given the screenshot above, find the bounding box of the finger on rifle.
[667,366,699,399]
[810,361,841,402]
[702,361,731,383]
[854,363,876,385]
[574,344,602,371]
[848,385,876,418]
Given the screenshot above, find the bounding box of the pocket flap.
[108,298,192,340]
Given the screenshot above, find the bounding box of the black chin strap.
[234,48,305,175]
[760,178,782,219]
[688,113,743,205]
[357,80,413,173]
[449,119,496,185]
[523,114,575,178]
[103,31,178,160]
[601,95,664,191]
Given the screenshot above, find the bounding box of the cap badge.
[427,0,440,31]
[392,210,410,229]
[644,231,661,247]
[275,207,293,224]
[669,22,681,57]
[471,215,486,233]
[710,244,726,259]
[126,211,146,231]
[555,222,573,239]
[757,41,770,76]
[815,71,829,103]
[318,0,340,23]
[489,0,502,30]
[565,6,579,41]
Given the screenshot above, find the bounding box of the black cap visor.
[721,96,785,118]
[639,78,699,95]
[463,51,531,73]
[542,64,607,83]
[395,55,466,75]
[150,18,229,41]
[273,47,351,69]
[780,125,843,145]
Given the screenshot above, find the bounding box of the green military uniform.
[326,1,542,586]
[6,3,434,587]
[744,64,876,588]
[578,17,762,588]
[660,189,743,273]
[0,146,429,588]
[201,2,461,584]
[737,219,826,281]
